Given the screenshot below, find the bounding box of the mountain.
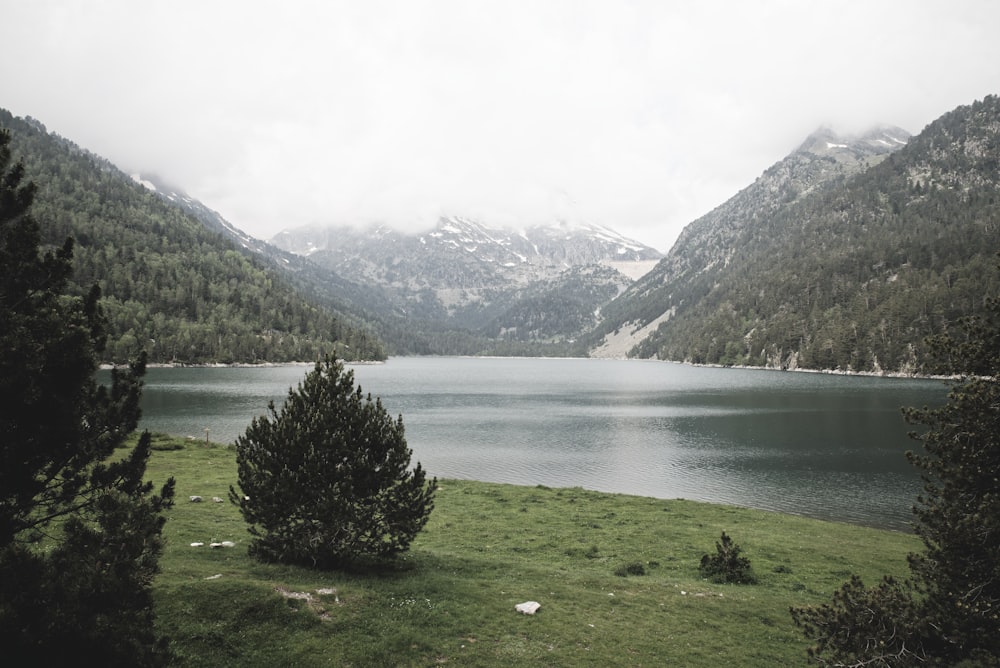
[271,217,662,347]
[0,109,386,364]
[11,93,995,371]
[588,124,911,358]
[131,173,403,342]
[587,97,1000,374]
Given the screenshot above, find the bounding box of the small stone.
[189,495,202,502]
[190,542,204,547]
[515,601,541,615]
[212,496,224,503]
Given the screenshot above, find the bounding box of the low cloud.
[2,1,998,252]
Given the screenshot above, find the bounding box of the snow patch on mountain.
[269,215,663,323]
[130,173,157,191]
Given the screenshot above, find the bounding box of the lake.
[130,357,948,531]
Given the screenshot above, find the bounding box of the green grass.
[143,434,921,666]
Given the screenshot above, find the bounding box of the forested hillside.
[0,109,385,364]
[10,92,996,371]
[590,96,1000,374]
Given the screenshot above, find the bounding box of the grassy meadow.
[143,433,921,666]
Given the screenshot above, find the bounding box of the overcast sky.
[2,1,998,252]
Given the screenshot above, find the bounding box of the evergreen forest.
[593,96,1000,374]
[3,94,999,372]
[0,110,384,364]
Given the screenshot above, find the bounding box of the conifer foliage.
[791,270,1000,666]
[901,289,1000,664]
[231,356,436,568]
[699,531,757,584]
[0,129,176,664]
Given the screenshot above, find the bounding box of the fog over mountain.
[586,96,1000,374]
[4,89,998,368]
[3,2,998,252]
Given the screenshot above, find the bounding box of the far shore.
[99,359,386,370]
[677,359,958,381]
[100,354,957,381]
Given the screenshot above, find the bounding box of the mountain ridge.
[0,108,386,363]
[272,216,661,273]
[587,124,913,359]
[270,216,662,345]
[7,95,997,371]
[588,97,1000,374]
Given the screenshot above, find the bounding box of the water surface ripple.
[131,357,947,531]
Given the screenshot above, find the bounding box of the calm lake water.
[130,357,948,531]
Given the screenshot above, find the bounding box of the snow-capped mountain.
[126,174,664,348]
[270,216,662,338]
[271,216,661,284]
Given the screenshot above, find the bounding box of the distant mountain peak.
[269,215,662,333]
[587,96,1000,373]
[586,119,917,360]
[795,125,911,156]
[272,215,661,266]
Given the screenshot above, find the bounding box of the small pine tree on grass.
[791,268,1000,666]
[699,531,757,584]
[230,355,436,568]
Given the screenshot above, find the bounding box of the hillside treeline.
[1,110,385,364]
[603,96,1000,374]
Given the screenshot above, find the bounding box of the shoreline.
[99,359,386,370]
[101,354,958,381]
[672,359,958,381]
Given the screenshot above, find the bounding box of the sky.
[2,1,998,252]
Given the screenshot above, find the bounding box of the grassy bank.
[144,434,920,666]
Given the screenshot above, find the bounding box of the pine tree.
[901,289,1000,663]
[230,355,436,568]
[0,128,175,665]
[791,265,1000,666]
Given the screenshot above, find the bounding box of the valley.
[2,94,998,373]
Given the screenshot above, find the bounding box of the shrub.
[699,532,756,584]
[614,561,647,577]
[790,575,925,665]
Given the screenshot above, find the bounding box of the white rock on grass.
[515,601,541,615]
